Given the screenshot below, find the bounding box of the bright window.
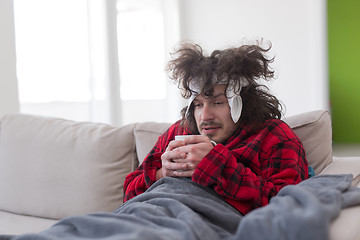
[14,0,94,121]
[117,0,166,100]
[13,0,179,125]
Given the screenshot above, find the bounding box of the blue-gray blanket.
[11,174,360,240]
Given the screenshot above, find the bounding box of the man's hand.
[160,135,215,178]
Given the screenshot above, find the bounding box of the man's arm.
[123,153,162,202]
[123,121,188,202]
[124,134,208,202]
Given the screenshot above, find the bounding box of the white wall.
[0,0,328,122]
[179,0,329,117]
[0,0,19,118]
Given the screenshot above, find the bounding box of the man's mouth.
[203,126,218,130]
[201,125,221,135]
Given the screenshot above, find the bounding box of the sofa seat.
[0,211,57,234]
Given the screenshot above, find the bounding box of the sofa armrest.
[320,157,360,186]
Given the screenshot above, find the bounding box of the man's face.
[193,85,239,144]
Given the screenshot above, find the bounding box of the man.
[124,42,309,215]
[9,41,309,240]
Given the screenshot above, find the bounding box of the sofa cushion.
[0,114,137,219]
[134,122,172,164]
[284,110,333,175]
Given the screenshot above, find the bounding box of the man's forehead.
[196,84,226,96]
[194,92,227,101]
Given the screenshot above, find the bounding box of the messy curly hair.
[166,41,283,134]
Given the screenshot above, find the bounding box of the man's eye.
[193,103,202,108]
[214,102,224,105]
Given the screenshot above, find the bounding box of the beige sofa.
[0,110,359,239]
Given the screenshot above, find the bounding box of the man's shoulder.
[264,118,288,128]
[262,118,300,142]
[168,120,185,131]
[232,119,295,145]
[161,120,190,138]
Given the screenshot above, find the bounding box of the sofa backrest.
[284,110,333,175]
[0,114,138,219]
[0,110,332,220]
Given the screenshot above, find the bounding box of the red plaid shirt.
[124,119,308,215]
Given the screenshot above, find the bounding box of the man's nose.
[201,104,215,121]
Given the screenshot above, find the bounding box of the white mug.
[175,135,217,146]
[174,135,197,141]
